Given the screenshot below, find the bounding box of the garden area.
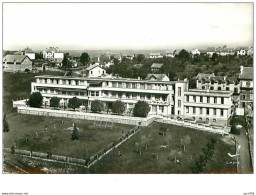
[89,122,237,174]
[4,114,133,159]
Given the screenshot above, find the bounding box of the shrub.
[133,101,150,118]
[230,125,240,135]
[27,92,43,108]
[91,100,104,113]
[50,97,60,109]
[112,100,125,115]
[68,97,82,111]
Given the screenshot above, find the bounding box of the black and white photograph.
[0,1,255,194]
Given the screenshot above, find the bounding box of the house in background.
[43,47,64,61]
[236,47,248,56]
[122,54,135,60]
[3,55,32,72]
[199,49,207,56]
[206,47,216,57]
[85,64,107,78]
[151,63,164,73]
[150,53,163,59]
[145,74,170,81]
[14,47,35,60]
[190,49,200,58]
[166,50,176,58]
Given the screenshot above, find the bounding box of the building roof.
[145,74,169,81]
[151,63,164,69]
[196,73,214,79]
[199,49,207,54]
[166,50,176,54]
[236,47,248,51]
[44,47,60,53]
[85,64,102,71]
[150,53,161,56]
[23,47,34,53]
[3,54,30,63]
[206,47,216,52]
[239,66,253,80]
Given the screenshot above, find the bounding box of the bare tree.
[180,135,191,152]
[141,134,152,149]
[169,150,182,163]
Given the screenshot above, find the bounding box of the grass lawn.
[89,122,237,174]
[4,114,133,159]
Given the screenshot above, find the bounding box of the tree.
[137,54,145,63]
[169,149,182,163]
[168,71,176,81]
[177,49,190,59]
[80,52,90,65]
[71,124,79,141]
[50,97,60,109]
[180,135,191,151]
[68,97,82,111]
[91,100,104,113]
[112,100,125,115]
[28,92,43,108]
[3,114,9,132]
[212,53,218,61]
[133,101,150,118]
[189,79,197,89]
[25,68,30,73]
[62,54,70,70]
[141,134,152,149]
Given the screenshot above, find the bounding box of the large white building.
[43,47,64,61]
[30,73,233,123]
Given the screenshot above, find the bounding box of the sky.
[3,3,253,51]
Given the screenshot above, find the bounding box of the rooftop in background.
[3,54,31,63]
[151,63,164,69]
[239,66,253,80]
[44,47,61,53]
[145,74,170,81]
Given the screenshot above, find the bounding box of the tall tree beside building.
[80,52,90,65]
[3,114,9,132]
[50,97,60,109]
[136,54,145,63]
[133,101,150,118]
[91,100,104,113]
[177,49,190,59]
[27,92,43,108]
[68,97,82,111]
[112,100,125,115]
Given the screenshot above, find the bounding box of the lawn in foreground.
[4,114,133,159]
[90,122,237,174]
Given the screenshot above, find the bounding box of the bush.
[68,97,82,111]
[91,100,104,113]
[230,125,240,135]
[50,97,60,109]
[27,92,43,108]
[133,101,150,118]
[112,100,125,115]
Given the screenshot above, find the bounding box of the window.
[200,108,203,114]
[159,106,164,112]
[193,96,196,102]
[152,106,157,112]
[221,97,224,104]
[193,107,196,114]
[226,87,229,91]
[96,91,99,96]
[178,100,181,107]
[221,109,224,116]
[178,87,181,96]
[80,92,84,96]
[213,108,216,115]
[202,86,205,89]
[207,97,210,103]
[91,71,93,74]
[91,91,95,96]
[214,97,217,103]
[218,87,221,90]
[186,96,189,102]
[186,107,189,113]
[200,96,203,103]
[206,108,209,115]
[210,86,214,90]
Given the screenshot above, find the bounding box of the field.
[4,114,133,159]
[89,122,237,174]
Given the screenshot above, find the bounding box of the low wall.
[17,106,159,126]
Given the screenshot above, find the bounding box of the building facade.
[3,55,32,72]
[150,53,163,59]
[43,47,64,61]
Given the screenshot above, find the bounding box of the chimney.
[240,66,244,74]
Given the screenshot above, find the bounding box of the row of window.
[185,96,225,104]
[185,107,224,116]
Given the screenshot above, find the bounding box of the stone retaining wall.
[17,106,159,126]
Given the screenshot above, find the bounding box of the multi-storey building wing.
[238,66,253,108]
[183,89,233,123]
[31,74,183,116]
[43,47,64,61]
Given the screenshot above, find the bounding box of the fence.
[17,106,159,127]
[155,118,230,135]
[3,126,141,168]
